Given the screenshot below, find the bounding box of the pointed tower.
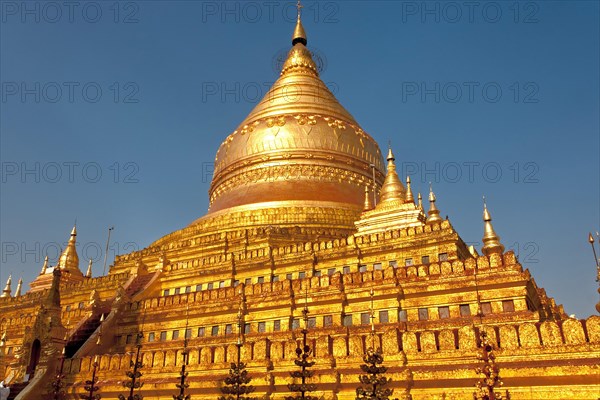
[14,277,23,297]
[354,148,426,234]
[1,275,12,298]
[57,226,81,274]
[417,192,424,211]
[405,176,414,204]
[86,259,93,278]
[363,185,373,212]
[481,199,505,256]
[379,148,406,204]
[427,184,443,223]
[40,255,49,275]
[30,227,85,293]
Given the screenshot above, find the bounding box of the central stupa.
[189,13,386,235]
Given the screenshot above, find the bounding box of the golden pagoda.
[0,7,599,400]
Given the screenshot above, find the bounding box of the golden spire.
[57,225,81,274]
[86,259,93,278]
[405,176,414,204]
[1,275,11,298]
[292,0,307,46]
[427,183,443,223]
[481,198,505,256]
[379,147,406,203]
[40,255,49,275]
[363,185,373,211]
[417,192,423,211]
[14,278,22,297]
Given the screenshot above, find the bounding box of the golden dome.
[205,18,385,223]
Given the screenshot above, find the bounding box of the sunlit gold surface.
[207,18,385,222]
[0,10,598,400]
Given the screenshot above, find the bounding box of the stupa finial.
[292,0,307,46]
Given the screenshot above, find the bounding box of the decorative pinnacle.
[14,278,23,297]
[589,232,600,274]
[296,0,303,20]
[481,197,505,256]
[427,183,442,223]
[379,147,406,203]
[363,185,373,211]
[86,259,93,278]
[387,147,394,161]
[40,255,49,275]
[405,176,414,204]
[292,0,307,46]
[1,275,12,298]
[417,192,423,211]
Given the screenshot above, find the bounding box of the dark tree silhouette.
[219,293,256,400]
[473,329,510,400]
[285,289,318,400]
[356,289,393,400]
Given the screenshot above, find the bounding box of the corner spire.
[57,225,81,274]
[417,192,423,211]
[363,185,373,211]
[481,197,505,256]
[292,0,307,46]
[405,176,414,204]
[86,259,93,278]
[427,183,443,223]
[14,277,23,297]
[40,255,49,275]
[379,147,406,203]
[1,275,12,298]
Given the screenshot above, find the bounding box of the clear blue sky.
[1,1,598,317]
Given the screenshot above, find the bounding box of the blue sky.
[1,1,598,317]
